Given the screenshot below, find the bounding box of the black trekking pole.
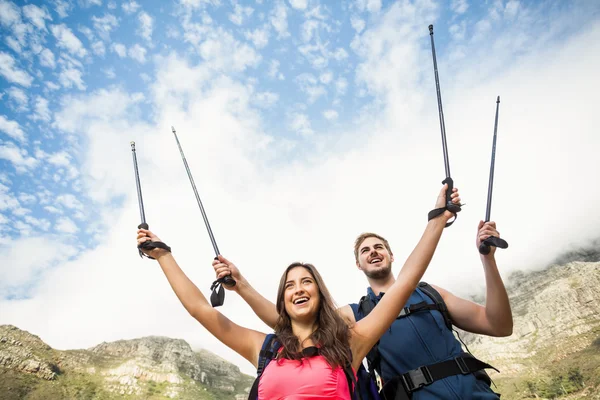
[479,97,509,255]
[428,24,461,227]
[171,126,236,307]
[131,141,171,259]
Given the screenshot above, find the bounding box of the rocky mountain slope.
[0,326,254,400]
[463,261,600,399]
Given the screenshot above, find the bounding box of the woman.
[136,184,460,399]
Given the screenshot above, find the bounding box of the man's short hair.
[353,232,393,262]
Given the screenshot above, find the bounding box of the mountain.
[462,261,600,399]
[0,326,254,400]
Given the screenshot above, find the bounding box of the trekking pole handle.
[442,177,461,214]
[479,236,509,255]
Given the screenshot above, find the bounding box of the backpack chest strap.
[380,354,498,399]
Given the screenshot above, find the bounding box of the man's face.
[356,236,394,280]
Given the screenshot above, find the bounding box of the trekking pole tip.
[171,126,176,133]
[496,96,500,103]
[130,141,136,148]
[429,24,434,33]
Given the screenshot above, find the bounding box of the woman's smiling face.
[283,266,321,323]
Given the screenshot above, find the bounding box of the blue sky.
[1,0,600,373]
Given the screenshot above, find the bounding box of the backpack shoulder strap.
[418,282,453,330]
[248,334,280,400]
[358,295,376,319]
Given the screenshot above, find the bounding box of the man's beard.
[364,263,392,280]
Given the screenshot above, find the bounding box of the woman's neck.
[291,320,318,348]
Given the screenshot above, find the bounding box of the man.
[342,221,511,399]
[213,187,511,399]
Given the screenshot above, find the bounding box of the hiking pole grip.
[214,256,236,287]
[479,236,509,255]
[442,177,461,214]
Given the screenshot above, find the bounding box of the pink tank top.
[257,352,353,399]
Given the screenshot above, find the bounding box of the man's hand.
[476,220,500,257]
[212,255,243,291]
[434,184,461,219]
[137,229,170,259]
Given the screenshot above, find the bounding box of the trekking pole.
[171,127,236,307]
[428,25,461,225]
[479,97,509,255]
[131,142,171,259]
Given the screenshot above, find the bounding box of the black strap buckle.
[401,366,433,392]
[454,356,470,374]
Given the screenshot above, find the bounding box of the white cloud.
[91,13,119,41]
[0,51,34,87]
[59,66,86,90]
[332,47,348,61]
[56,193,83,210]
[56,216,79,233]
[103,67,116,79]
[78,0,102,8]
[0,237,77,297]
[22,4,52,31]
[449,21,467,41]
[39,48,56,68]
[5,37,22,54]
[252,91,279,108]
[289,112,313,136]
[122,0,141,14]
[244,26,269,49]
[229,4,253,26]
[7,87,29,112]
[0,115,26,142]
[18,193,37,204]
[356,0,381,13]
[197,27,261,72]
[24,216,51,231]
[0,183,19,211]
[350,16,365,33]
[78,25,95,41]
[451,0,469,15]
[301,19,319,42]
[31,96,52,122]
[268,59,284,80]
[53,0,72,18]
[128,43,147,63]
[319,71,333,84]
[50,24,87,57]
[92,40,106,56]
[505,0,520,18]
[288,0,307,10]
[137,11,153,41]
[111,42,127,57]
[44,205,62,214]
[0,0,21,27]
[46,81,61,91]
[322,109,338,120]
[0,142,37,171]
[270,2,289,38]
[107,1,116,9]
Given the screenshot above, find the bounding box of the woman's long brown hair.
[274,262,351,369]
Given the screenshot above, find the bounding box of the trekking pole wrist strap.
[427,207,457,227]
[138,240,172,260]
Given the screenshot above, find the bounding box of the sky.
[1,0,600,375]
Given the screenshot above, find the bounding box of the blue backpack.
[248,334,366,399]
[354,282,498,400]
